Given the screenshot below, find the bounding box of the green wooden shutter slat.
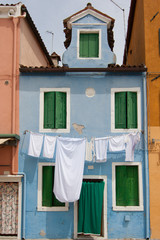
[55,92,66,129]
[42,166,54,207]
[44,92,55,129]
[80,34,89,57]
[116,166,127,206]
[127,92,137,128]
[88,33,99,57]
[52,166,65,206]
[115,92,127,129]
[126,166,139,206]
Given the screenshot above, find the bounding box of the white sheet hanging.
[125,132,140,162]
[95,137,108,162]
[28,132,43,157]
[109,135,126,152]
[43,135,56,159]
[53,137,86,202]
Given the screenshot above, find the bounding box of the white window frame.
[39,88,70,133]
[111,87,141,133]
[112,162,144,211]
[77,29,101,59]
[37,162,69,212]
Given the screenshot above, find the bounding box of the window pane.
[116,166,139,206]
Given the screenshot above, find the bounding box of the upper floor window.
[111,88,141,133]
[40,88,70,133]
[78,30,101,59]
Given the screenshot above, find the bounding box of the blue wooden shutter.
[127,92,137,128]
[115,92,127,128]
[55,92,66,129]
[44,92,55,129]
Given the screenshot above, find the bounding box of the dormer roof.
[63,3,115,51]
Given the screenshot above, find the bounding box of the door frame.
[74,175,107,239]
[0,175,23,240]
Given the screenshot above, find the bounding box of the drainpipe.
[143,72,150,239]
[11,15,26,239]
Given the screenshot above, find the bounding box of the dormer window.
[78,30,101,59]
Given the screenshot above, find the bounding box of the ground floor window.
[112,162,144,211]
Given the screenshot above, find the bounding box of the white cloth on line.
[53,137,86,202]
[109,135,126,152]
[85,140,93,161]
[95,137,108,162]
[28,132,43,157]
[43,135,56,159]
[125,132,140,162]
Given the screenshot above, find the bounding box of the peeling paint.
[39,230,46,236]
[72,123,85,134]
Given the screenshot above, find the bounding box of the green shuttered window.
[116,166,139,206]
[42,166,65,207]
[115,91,137,129]
[79,33,99,58]
[44,91,66,129]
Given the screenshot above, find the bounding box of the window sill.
[39,128,70,133]
[111,128,141,133]
[37,205,69,212]
[113,205,144,211]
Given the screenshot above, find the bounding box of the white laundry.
[28,132,43,157]
[95,137,108,162]
[43,135,56,159]
[53,137,86,202]
[125,132,140,162]
[109,135,126,152]
[85,140,93,161]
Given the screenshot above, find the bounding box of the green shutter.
[42,166,54,207]
[115,92,127,129]
[55,92,66,129]
[88,33,99,57]
[116,166,127,206]
[44,92,55,129]
[127,92,137,128]
[80,33,99,58]
[80,34,89,57]
[126,166,139,206]
[116,166,139,206]
[52,166,65,206]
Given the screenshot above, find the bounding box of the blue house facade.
[19,4,150,240]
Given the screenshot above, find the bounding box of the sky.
[2,0,131,64]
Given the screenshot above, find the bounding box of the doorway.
[74,175,107,239]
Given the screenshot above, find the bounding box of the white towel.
[43,135,56,159]
[54,137,86,202]
[95,138,108,162]
[85,140,93,161]
[109,135,126,152]
[28,132,43,157]
[125,132,140,162]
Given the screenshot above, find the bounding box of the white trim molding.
[74,175,107,239]
[67,9,112,29]
[111,87,141,133]
[37,162,69,212]
[112,162,144,211]
[39,88,70,133]
[77,29,101,60]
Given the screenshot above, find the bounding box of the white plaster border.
[0,175,23,240]
[39,88,70,133]
[77,29,102,60]
[111,87,141,133]
[74,175,107,239]
[37,162,69,212]
[112,162,144,211]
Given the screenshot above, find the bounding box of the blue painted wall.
[19,71,147,239]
